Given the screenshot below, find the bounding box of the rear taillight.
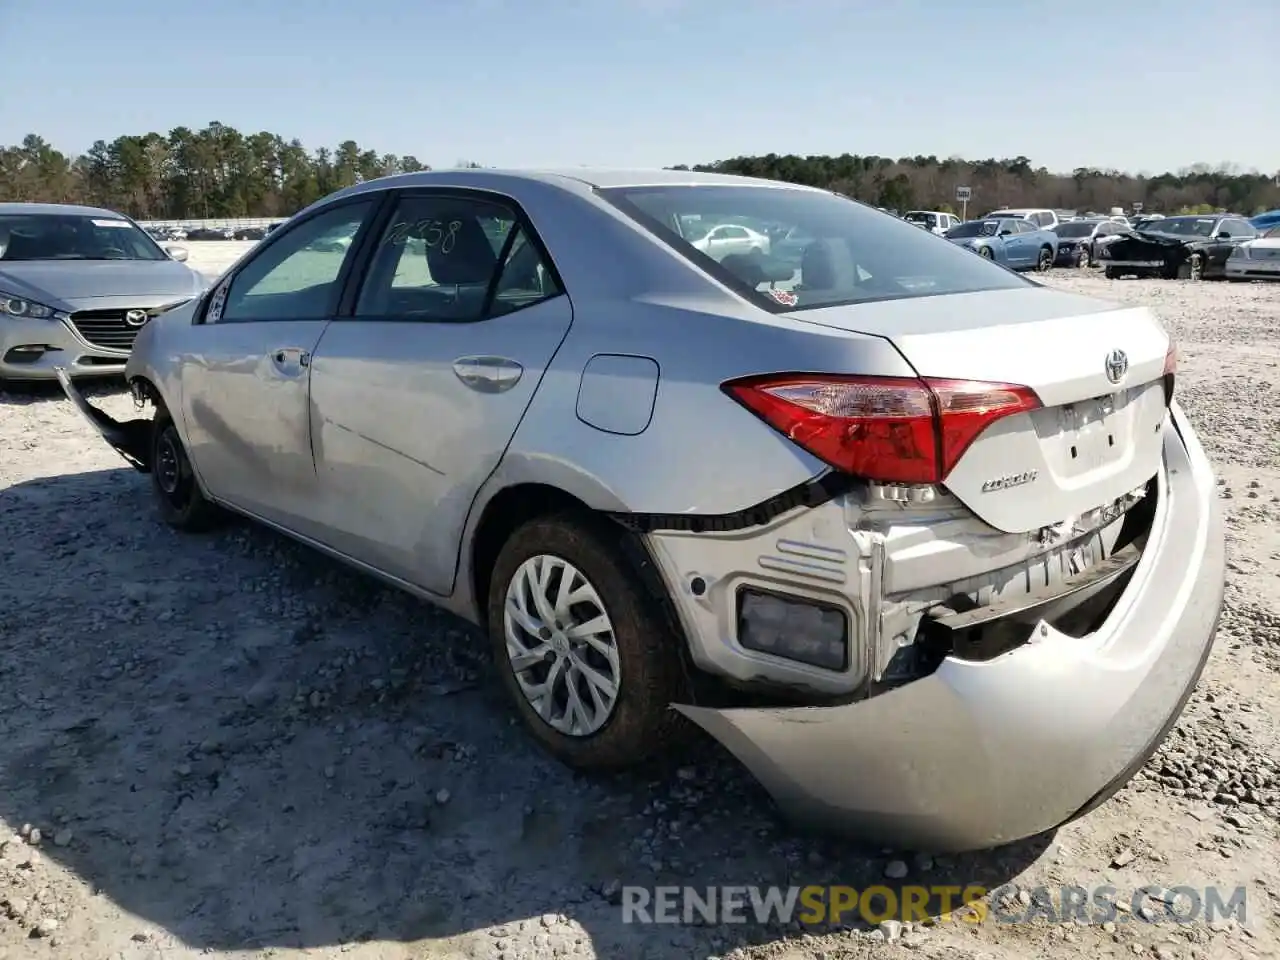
[723,374,1042,485]
[1163,340,1177,403]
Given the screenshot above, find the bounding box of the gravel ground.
[0,250,1278,960]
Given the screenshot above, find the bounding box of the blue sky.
[2,0,1276,175]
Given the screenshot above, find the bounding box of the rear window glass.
[945,221,999,238]
[1054,222,1098,237]
[599,186,1032,311]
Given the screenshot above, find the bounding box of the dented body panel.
[671,404,1221,851]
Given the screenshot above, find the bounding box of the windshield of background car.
[945,220,998,239]
[599,186,1033,310]
[0,214,167,261]
[1142,217,1216,238]
[1054,221,1099,238]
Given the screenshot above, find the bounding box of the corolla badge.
[1105,348,1128,384]
[981,470,1038,493]
[124,309,149,327]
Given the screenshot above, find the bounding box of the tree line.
[2,122,1278,221]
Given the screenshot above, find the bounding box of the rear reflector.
[723,373,1042,485]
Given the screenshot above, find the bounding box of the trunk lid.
[784,286,1171,533]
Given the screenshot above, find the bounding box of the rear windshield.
[1142,217,1216,237]
[1054,221,1099,237]
[598,186,1032,310]
[945,220,999,238]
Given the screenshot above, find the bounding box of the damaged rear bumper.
[671,403,1223,852]
[53,366,153,472]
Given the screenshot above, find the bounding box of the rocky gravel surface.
[0,256,1277,959]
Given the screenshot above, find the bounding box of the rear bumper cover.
[672,403,1223,852]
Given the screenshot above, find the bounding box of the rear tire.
[1104,267,1120,280]
[486,512,688,770]
[150,410,222,531]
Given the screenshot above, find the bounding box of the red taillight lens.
[723,373,1042,485]
[1163,340,1177,403]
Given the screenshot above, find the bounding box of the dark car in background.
[1100,214,1259,280]
[1052,219,1128,268]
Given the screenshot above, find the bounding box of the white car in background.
[982,207,1060,230]
[690,223,770,261]
[903,211,961,236]
[1225,225,1280,281]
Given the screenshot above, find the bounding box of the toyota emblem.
[1104,348,1128,384]
[124,309,149,327]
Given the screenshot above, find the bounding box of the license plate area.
[1035,389,1137,479]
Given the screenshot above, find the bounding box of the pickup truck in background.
[943,217,1060,272]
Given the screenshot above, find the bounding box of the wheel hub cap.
[502,554,621,737]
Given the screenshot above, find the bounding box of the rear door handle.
[452,355,524,393]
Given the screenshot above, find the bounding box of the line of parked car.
[143,222,285,243]
[896,205,1280,282]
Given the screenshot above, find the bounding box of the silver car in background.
[0,203,205,383]
[58,169,1224,852]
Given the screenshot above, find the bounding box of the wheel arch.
[468,482,594,630]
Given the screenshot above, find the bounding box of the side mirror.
[998,228,1013,237]
[1216,232,1231,240]
[165,244,190,262]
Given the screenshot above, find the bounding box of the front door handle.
[452,355,524,393]
[271,347,311,371]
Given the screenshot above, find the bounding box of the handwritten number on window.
[385,218,463,254]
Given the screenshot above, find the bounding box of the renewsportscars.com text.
[621,884,1248,926]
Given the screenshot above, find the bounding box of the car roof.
[336,167,827,197]
[0,201,128,219]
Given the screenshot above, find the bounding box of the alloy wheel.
[502,554,622,737]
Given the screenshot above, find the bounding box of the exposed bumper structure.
[53,367,153,471]
[669,404,1223,852]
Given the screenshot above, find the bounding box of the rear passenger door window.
[354,195,560,321]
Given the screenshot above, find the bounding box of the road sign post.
[955,185,972,221]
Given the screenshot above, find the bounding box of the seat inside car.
[799,238,858,291]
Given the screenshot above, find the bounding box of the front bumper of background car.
[1225,256,1280,280]
[0,294,193,381]
[650,403,1223,851]
[0,313,130,380]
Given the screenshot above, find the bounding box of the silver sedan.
[59,169,1224,852]
[0,203,206,383]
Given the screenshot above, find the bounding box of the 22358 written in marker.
[384,218,464,253]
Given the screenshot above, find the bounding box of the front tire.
[1187,253,1205,281]
[150,411,222,531]
[1037,246,1053,272]
[1104,266,1120,280]
[977,245,994,259]
[487,513,687,770]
